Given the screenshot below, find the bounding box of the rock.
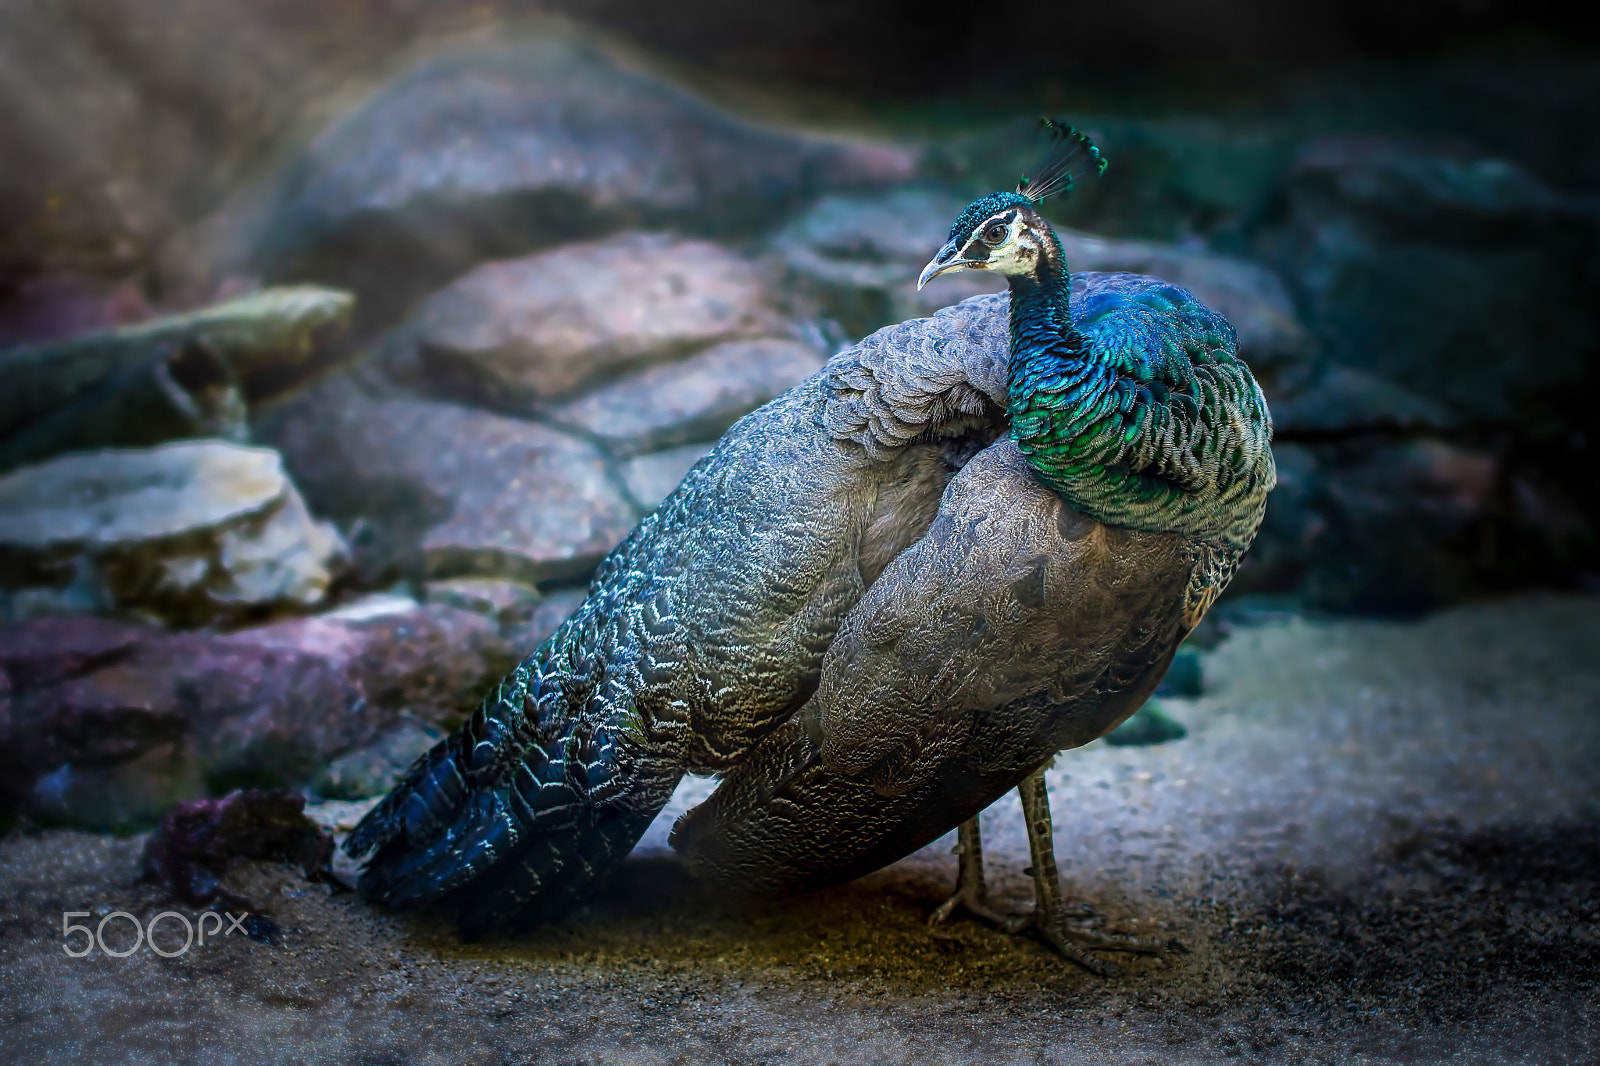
[619,444,715,511]
[389,234,785,406]
[1252,135,1600,429]
[776,189,1309,364]
[0,597,513,829]
[423,576,584,649]
[0,441,345,628]
[314,721,441,801]
[0,615,149,693]
[550,338,825,457]
[141,789,334,907]
[926,115,1296,247]
[1265,359,1457,436]
[252,36,914,329]
[1155,648,1204,699]
[0,286,353,473]
[1236,438,1506,613]
[302,796,384,837]
[502,587,588,656]
[1103,701,1188,747]
[774,189,1006,340]
[1053,229,1311,369]
[0,0,479,292]
[254,374,637,587]
[0,276,153,351]
[423,577,543,622]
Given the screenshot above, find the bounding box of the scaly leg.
[1017,768,1179,974]
[929,816,1030,933]
[933,766,1182,975]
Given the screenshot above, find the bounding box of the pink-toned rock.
[0,597,515,828]
[395,233,786,404]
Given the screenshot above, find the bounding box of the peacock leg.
[1017,767,1181,975]
[928,817,1031,933]
[930,767,1181,974]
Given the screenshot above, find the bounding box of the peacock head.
[917,121,1106,292]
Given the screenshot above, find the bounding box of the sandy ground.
[1,593,1596,1065]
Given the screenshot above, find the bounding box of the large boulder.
[248,36,913,330]
[253,373,638,587]
[0,441,345,627]
[385,233,787,406]
[1235,439,1510,613]
[1237,136,1600,606]
[0,597,514,829]
[0,0,476,295]
[1251,135,1600,430]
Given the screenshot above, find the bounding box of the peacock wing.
[815,436,1193,788]
[822,292,1010,458]
[671,437,1201,893]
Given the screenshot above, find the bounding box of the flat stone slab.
[0,441,344,627]
[396,233,785,405]
[0,286,353,441]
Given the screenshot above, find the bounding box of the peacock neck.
[1005,234,1077,411]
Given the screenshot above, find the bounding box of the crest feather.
[1016,119,1108,203]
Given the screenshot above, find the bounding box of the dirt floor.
[1,593,1596,1065]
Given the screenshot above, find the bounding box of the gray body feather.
[670,438,1198,892]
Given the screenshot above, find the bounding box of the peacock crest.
[1017,118,1108,203]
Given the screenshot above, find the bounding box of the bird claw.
[933,790,1186,975]
[931,886,1182,975]
[929,886,1032,936]
[1032,917,1121,976]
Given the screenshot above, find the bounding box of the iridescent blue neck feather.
[983,203,1276,551]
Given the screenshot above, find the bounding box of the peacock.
[346,124,1273,973]
[669,122,1275,972]
[344,214,1017,937]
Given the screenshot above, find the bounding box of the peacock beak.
[917,238,978,290]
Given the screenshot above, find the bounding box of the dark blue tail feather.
[344,661,674,930]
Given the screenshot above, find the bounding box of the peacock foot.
[933,768,1186,975]
[1026,900,1184,976]
[935,887,1178,975]
[929,879,1032,935]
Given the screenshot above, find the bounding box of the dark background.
[3,0,1598,297]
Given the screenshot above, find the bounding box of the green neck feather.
[1000,223,1272,548]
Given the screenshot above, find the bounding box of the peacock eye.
[981,223,1008,246]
